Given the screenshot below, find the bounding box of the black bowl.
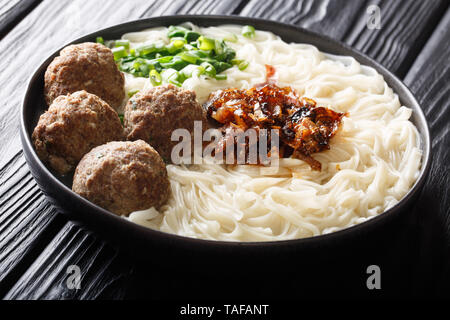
[20,15,431,267]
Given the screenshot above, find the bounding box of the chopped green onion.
[169,79,183,87]
[197,36,215,51]
[195,65,205,77]
[231,59,249,71]
[135,41,165,56]
[140,63,151,75]
[183,44,196,51]
[161,68,178,80]
[242,25,255,38]
[135,44,153,56]
[160,56,187,70]
[156,56,173,64]
[118,114,124,125]
[166,44,180,54]
[215,61,232,73]
[127,89,139,98]
[130,58,154,77]
[132,60,142,70]
[112,46,127,60]
[183,65,205,78]
[171,37,187,49]
[161,68,183,86]
[115,39,130,50]
[188,50,209,59]
[180,64,204,78]
[96,37,104,44]
[149,69,162,86]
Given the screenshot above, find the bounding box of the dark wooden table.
[0,0,449,300]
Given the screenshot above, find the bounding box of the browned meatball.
[32,90,124,175]
[124,84,206,161]
[44,42,125,110]
[72,140,170,216]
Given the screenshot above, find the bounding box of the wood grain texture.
[0,0,244,299]
[0,0,41,39]
[0,0,244,169]
[239,0,448,77]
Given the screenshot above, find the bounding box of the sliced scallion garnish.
[104,25,249,85]
[149,69,162,86]
[238,60,249,71]
[112,46,127,60]
[115,39,130,50]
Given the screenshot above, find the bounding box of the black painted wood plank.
[0,151,65,297]
[403,7,450,296]
[239,0,448,77]
[240,0,366,39]
[0,0,245,299]
[0,0,41,39]
[239,0,450,297]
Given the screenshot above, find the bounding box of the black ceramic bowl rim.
[20,15,432,251]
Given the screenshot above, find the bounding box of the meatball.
[44,42,125,110]
[32,90,124,175]
[124,84,206,161]
[72,140,170,215]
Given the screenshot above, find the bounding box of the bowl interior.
[21,15,431,249]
